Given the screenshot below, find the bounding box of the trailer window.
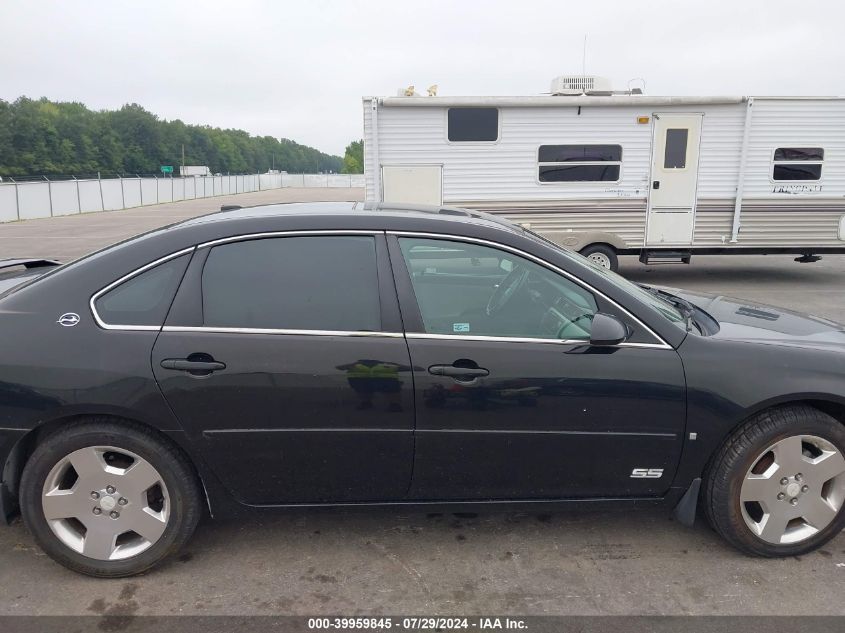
[447,108,498,142]
[772,147,824,181]
[538,144,622,182]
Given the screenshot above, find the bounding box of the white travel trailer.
[363,78,845,271]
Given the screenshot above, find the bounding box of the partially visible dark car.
[1,202,844,577]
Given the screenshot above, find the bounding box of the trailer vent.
[550,75,613,96]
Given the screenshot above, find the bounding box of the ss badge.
[630,468,664,479]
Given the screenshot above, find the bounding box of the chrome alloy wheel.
[41,446,170,560]
[740,435,845,544]
[587,252,612,269]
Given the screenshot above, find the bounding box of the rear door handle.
[428,365,489,379]
[160,358,226,374]
[653,180,660,189]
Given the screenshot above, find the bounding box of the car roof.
[176,200,523,235]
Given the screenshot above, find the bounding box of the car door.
[388,234,686,500]
[151,232,415,505]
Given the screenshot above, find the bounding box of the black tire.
[579,244,619,273]
[19,418,202,577]
[703,404,845,557]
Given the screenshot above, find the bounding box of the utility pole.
[181,144,185,176]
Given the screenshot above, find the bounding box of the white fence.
[0,173,365,223]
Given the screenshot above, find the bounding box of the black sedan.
[1,202,844,577]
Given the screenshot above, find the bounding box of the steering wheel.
[486,265,530,316]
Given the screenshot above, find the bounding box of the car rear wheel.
[579,244,619,273]
[704,405,845,556]
[19,419,202,577]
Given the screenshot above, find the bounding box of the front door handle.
[653,180,660,189]
[428,364,489,380]
[160,355,226,375]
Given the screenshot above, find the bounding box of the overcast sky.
[2,1,844,156]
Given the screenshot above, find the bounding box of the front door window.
[398,237,598,341]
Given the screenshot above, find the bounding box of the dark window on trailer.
[201,236,381,331]
[538,145,622,162]
[94,253,190,326]
[774,148,824,161]
[447,108,499,142]
[772,147,824,181]
[663,129,689,169]
[538,144,622,182]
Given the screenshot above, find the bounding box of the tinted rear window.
[94,254,190,326]
[201,236,381,331]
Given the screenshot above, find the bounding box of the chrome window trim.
[390,231,673,350]
[89,247,196,331]
[91,231,383,333]
[404,332,667,350]
[161,326,403,338]
[197,230,381,249]
[406,333,585,345]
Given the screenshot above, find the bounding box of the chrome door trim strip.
[406,332,585,345]
[388,231,673,350]
[89,247,196,331]
[197,229,381,249]
[161,325,404,338]
[404,332,669,349]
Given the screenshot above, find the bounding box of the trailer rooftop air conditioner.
[550,75,613,95]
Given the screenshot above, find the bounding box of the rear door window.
[201,235,381,331]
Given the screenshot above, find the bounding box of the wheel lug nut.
[790,498,798,506]
[795,473,803,482]
[92,507,102,515]
[777,492,786,500]
[106,486,116,494]
[90,491,100,500]
[118,497,127,506]
[109,511,119,519]
[801,485,809,493]
[780,477,789,485]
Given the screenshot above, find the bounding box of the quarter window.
[94,254,190,327]
[398,238,598,340]
[447,108,499,142]
[201,236,381,331]
[772,147,824,181]
[538,144,622,182]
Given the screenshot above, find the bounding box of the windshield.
[522,230,687,326]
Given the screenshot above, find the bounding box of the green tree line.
[0,97,346,178]
[340,139,363,174]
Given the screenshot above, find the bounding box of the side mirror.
[589,313,629,346]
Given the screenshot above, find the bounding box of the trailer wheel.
[580,244,618,272]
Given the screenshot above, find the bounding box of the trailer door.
[645,114,703,246]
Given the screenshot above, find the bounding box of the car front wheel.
[704,405,845,556]
[19,419,202,577]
